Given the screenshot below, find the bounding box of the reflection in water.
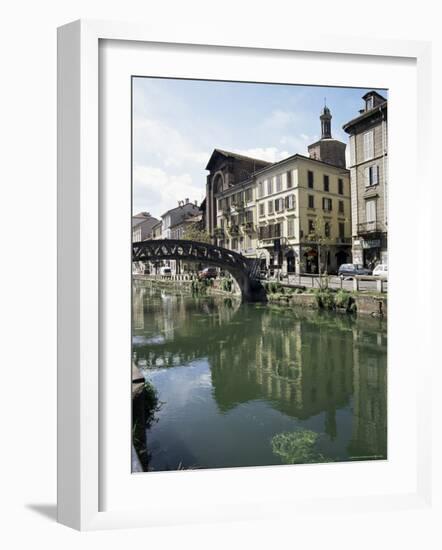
[132,281,387,471]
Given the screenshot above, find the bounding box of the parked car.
[372,264,388,279]
[198,267,218,280]
[159,266,172,275]
[338,263,372,277]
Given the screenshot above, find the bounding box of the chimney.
[185,198,189,204]
[194,200,198,207]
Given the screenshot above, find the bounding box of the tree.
[182,223,211,243]
[307,215,333,276]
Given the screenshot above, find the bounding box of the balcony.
[357,221,385,235]
[242,221,255,233]
[231,201,245,213]
[336,237,351,245]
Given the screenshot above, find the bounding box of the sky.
[132,78,387,218]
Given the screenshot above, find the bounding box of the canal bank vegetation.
[132,380,162,471]
[263,282,387,316]
[271,429,328,464]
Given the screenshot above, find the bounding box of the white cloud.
[133,117,209,169]
[261,109,298,131]
[133,165,205,218]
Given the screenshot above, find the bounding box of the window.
[234,191,243,205]
[323,198,333,211]
[231,238,238,250]
[268,200,274,214]
[338,200,344,214]
[366,96,374,110]
[308,195,315,209]
[323,175,330,192]
[287,219,295,238]
[324,222,331,238]
[258,182,264,198]
[246,210,253,222]
[339,222,345,238]
[259,203,265,217]
[366,199,377,223]
[308,170,314,188]
[365,165,379,187]
[275,198,284,212]
[287,171,293,188]
[285,194,296,210]
[267,178,273,195]
[276,174,282,192]
[308,219,315,234]
[363,130,374,161]
[245,188,252,202]
[274,223,282,237]
[338,178,344,195]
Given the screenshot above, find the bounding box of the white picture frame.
[57,19,434,531]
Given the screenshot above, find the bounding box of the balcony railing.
[336,237,351,244]
[242,221,255,233]
[357,221,385,234]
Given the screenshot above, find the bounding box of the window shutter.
[373,165,379,185]
[365,167,370,186]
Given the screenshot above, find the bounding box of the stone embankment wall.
[133,274,241,297]
[267,289,387,317]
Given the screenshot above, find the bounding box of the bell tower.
[320,102,332,139]
[307,101,346,168]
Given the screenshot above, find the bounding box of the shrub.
[267,281,284,294]
[314,289,336,310]
[335,289,356,312]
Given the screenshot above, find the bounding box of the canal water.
[132,281,387,471]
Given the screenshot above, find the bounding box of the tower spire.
[320,103,332,139]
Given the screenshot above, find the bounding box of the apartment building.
[255,155,351,274]
[343,91,388,268]
[132,211,159,242]
[207,105,352,274]
[215,178,258,258]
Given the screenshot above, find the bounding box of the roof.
[342,100,387,133]
[362,90,387,102]
[252,152,349,178]
[132,212,159,227]
[161,202,200,218]
[205,148,272,171]
[307,137,346,149]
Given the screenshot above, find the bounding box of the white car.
[372,264,388,279]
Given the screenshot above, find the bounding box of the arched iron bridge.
[132,239,266,302]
